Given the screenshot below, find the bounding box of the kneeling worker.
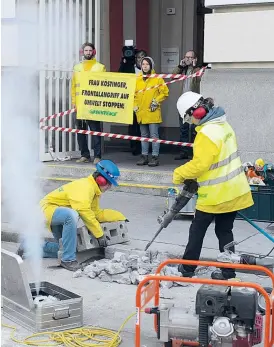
[173,92,253,280]
[40,160,126,271]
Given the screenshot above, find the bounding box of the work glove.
[150,99,159,112]
[97,235,108,248]
[133,106,139,113]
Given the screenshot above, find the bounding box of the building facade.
[2,0,274,162]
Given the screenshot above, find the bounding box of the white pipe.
[61,0,67,152]
[89,0,93,42]
[48,0,53,69]
[95,0,101,61]
[75,0,80,63]
[47,71,53,151]
[54,0,60,153]
[82,0,87,43]
[39,0,46,160]
[68,0,74,151]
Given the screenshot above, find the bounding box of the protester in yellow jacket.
[173,92,253,280]
[134,57,169,167]
[71,42,106,165]
[40,160,126,272]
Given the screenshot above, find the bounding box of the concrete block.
[76,220,130,252]
[86,259,110,276]
[105,263,127,275]
[101,221,130,245]
[124,256,138,270]
[112,252,127,263]
[112,273,131,285]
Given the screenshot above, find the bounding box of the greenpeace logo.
[89,109,118,117]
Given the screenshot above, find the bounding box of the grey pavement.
[1,241,270,347]
[2,190,274,260]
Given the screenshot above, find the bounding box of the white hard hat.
[177,91,203,122]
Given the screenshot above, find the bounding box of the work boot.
[148,156,159,167]
[178,264,195,278]
[60,260,81,272]
[136,155,149,166]
[76,156,90,163]
[211,269,236,280]
[93,158,101,165]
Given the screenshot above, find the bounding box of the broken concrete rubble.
[75,251,196,288]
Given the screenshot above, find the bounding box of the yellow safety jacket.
[173,118,254,213]
[197,122,251,205]
[71,59,106,106]
[40,175,126,238]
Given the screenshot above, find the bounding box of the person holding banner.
[71,42,106,165]
[134,57,169,167]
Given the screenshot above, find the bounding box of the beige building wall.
[202,1,274,162]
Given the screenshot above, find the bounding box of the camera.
[122,40,136,59]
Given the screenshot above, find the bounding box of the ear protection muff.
[96,175,108,186]
[192,98,214,119]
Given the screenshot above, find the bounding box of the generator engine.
[145,284,263,347]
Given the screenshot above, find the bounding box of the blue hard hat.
[96,160,120,186]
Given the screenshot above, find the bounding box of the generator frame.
[135,259,274,347]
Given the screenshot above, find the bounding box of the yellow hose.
[2,311,136,347]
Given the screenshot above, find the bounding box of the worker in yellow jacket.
[134,57,169,167]
[173,92,254,280]
[40,160,126,271]
[71,42,106,165]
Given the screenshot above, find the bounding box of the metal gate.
[39,0,101,161]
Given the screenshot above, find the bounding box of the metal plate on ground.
[1,249,34,311]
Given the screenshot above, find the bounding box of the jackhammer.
[145,179,199,251]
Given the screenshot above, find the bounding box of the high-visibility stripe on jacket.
[197,121,251,206]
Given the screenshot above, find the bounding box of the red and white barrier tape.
[143,67,206,79]
[137,67,206,94]
[39,108,76,124]
[40,125,193,148]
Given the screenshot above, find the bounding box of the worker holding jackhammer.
[17,160,127,272]
[173,92,254,280]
